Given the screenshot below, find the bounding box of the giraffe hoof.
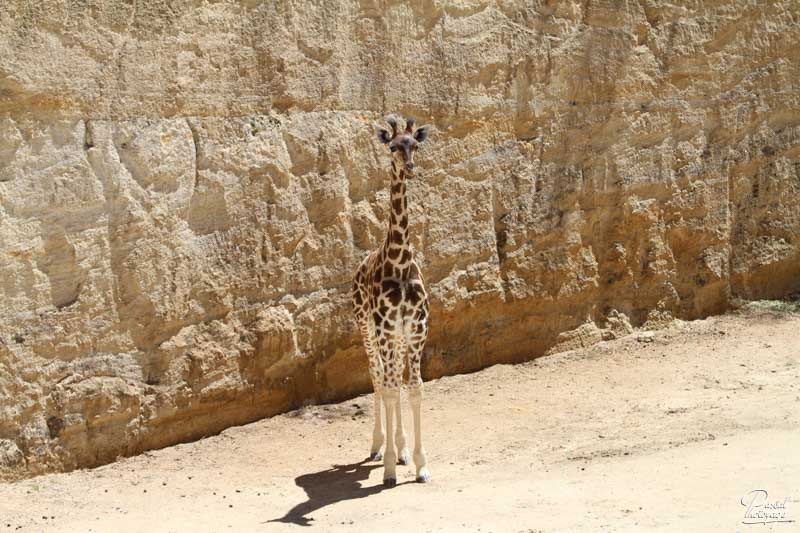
[369,451,383,462]
[383,477,397,488]
[416,468,431,483]
[398,454,411,466]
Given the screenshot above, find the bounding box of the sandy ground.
[1,303,799,532]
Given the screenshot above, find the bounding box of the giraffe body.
[352,116,431,486]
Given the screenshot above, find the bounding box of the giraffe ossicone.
[352,115,432,486]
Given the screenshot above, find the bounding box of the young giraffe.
[352,116,431,486]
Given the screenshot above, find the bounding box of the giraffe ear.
[376,127,392,144]
[413,126,430,143]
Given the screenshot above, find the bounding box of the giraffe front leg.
[408,385,429,482]
[366,347,385,461]
[378,337,404,486]
[370,389,384,461]
[394,392,411,465]
[393,339,410,465]
[381,387,399,486]
[407,340,430,483]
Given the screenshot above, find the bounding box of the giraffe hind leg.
[378,339,404,486]
[392,337,411,466]
[363,326,385,461]
[406,335,430,483]
[395,401,411,466]
[355,291,384,462]
[370,389,384,462]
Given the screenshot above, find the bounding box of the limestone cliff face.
[1,1,799,479]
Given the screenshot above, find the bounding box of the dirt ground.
[1,302,799,532]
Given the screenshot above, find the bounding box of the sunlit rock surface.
[1,0,798,478]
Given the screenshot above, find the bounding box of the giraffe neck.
[383,161,413,277]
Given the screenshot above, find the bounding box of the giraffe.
[352,115,431,487]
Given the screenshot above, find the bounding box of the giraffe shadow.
[267,458,411,526]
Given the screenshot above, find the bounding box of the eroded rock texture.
[1,1,799,479]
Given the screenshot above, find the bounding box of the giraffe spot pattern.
[352,169,429,392]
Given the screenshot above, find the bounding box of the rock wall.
[1,0,799,479]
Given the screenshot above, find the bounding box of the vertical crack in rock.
[185,118,232,234]
[186,118,200,190]
[725,145,735,291]
[83,118,94,151]
[35,229,85,309]
[490,177,513,298]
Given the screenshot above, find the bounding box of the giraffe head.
[376,116,430,175]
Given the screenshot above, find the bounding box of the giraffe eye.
[389,146,397,152]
